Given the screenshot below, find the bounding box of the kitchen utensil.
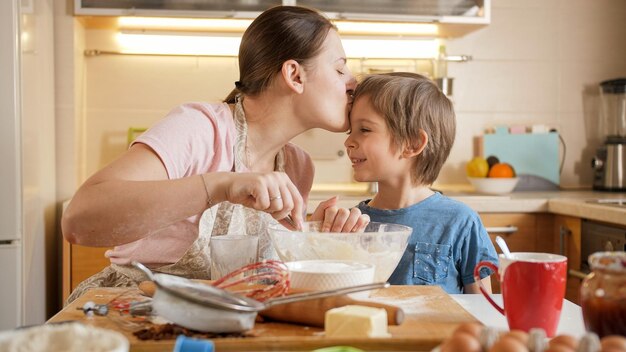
[474,252,567,337]
[269,221,412,282]
[209,235,258,280]
[137,280,404,327]
[173,335,214,352]
[483,131,560,188]
[467,177,519,195]
[286,260,375,292]
[495,236,512,259]
[260,292,404,327]
[580,251,626,337]
[281,214,299,230]
[140,260,288,302]
[592,78,626,191]
[133,261,389,333]
[211,259,289,301]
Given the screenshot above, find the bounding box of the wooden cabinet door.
[478,213,555,293]
[553,215,582,304]
[62,240,111,302]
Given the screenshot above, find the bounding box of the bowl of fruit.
[466,156,519,195]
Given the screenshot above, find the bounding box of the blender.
[592,78,626,191]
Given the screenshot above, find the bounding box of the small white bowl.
[286,260,375,292]
[468,177,519,195]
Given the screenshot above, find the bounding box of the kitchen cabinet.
[553,215,582,304]
[74,0,489,38]
[479,213,556,294]
[480,212,583,304]
[62,240,111,302]
[296,0,489,24]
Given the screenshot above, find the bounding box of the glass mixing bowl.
[268,221,412,282]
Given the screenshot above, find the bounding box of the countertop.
[450,294,585,338]
[307,186,626,226]
[47,288,586,351]
[48,286,480,351]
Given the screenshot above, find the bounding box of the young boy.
[345,72,497,294]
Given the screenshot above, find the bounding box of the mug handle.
[473,261,504,315]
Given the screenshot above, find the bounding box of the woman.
[62,6,369,302]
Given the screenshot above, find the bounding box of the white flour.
[278,235,405,282]
[0,323,129,352]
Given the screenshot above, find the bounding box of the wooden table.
[48,286,478,351]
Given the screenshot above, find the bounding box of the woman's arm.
[62,143,307,247]
[62,144,222,246]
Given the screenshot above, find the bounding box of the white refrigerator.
[0,0,24,330]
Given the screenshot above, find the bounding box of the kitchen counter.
[307,187,626,227]
[48,286,480,351]
[47,287,586,351]
[451,294,585,338]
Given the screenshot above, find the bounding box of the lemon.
[466,157,489,178]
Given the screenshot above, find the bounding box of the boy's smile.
[350,157,367,166]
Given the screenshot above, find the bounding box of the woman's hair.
[353,72,456,186]
[224,6,335,103]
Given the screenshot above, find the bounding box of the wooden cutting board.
[47,286,478,351]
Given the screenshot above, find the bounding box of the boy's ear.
[402,129,429,158]
[281,59,304,94]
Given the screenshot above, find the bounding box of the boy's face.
[345,96,411,184]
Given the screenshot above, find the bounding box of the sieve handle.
[264,282,390,308]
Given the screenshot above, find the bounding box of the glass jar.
[580,251,626,337]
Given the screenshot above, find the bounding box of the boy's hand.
[310,196,370,232]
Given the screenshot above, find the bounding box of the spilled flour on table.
[360,294,438,315]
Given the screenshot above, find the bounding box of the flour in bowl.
[0,322,129,352]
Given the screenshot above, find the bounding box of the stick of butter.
[325,305,391,338]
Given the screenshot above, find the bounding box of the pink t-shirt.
[105,102,314,266]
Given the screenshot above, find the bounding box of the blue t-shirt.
[357,192,498,294]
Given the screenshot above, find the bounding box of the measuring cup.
[133,262,389,333]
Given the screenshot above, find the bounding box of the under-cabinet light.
[116,32,242,56]
[115,32,439,59]
[335,21,438,36]
[118,17,253,32]
[117,16,438,36]
[342,37,439,59]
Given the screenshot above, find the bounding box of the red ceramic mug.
[474,252,567,337]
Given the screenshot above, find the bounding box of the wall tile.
[450,61,559,113]
[84,109,173,173]
[86,55,238,110]
[557,0,626,62]
[557,112,603,187]
[557,61,626,114]
[448,7,558,61]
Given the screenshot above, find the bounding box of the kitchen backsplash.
[80,0,626,189]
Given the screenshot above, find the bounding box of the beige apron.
[66,97,283,304]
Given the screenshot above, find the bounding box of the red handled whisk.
[211,259,290,302]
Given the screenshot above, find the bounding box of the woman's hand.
[224,171,305,229]
[309,196,370,232]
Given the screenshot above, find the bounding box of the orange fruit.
[488,163,516,178]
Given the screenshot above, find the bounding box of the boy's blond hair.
[353,72,455,185]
